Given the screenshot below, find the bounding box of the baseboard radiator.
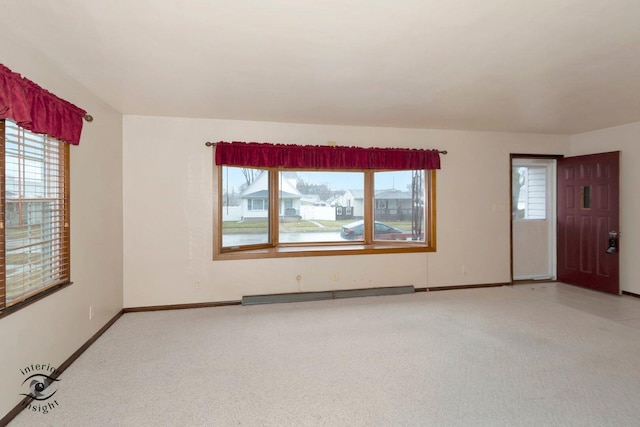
[242,285,415,306]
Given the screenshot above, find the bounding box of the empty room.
[1,1,640,426]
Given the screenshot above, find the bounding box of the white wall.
[571,121,640,294]
[0,37,123,417]
[123,116,570,307]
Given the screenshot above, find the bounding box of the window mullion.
[212,156,223,252]
[428,170,436,248]
[270,169,279,247]
[364,171,374,243]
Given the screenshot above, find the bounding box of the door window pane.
[582,186,591,209]
[513,166,547,220]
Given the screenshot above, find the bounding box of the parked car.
[340,220,404,240]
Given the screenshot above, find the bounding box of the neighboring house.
[341,188,415,220]
[240,171,302,219]
[341,189,364,218]
[374,189,414,221]
[325,193,343,207]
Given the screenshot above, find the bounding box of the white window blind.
[1,120,70,310]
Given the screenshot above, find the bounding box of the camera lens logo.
[21,374,60,401]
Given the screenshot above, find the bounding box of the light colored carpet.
[10,284,640,426]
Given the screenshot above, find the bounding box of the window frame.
[0,119,71,317]
[213,166,436,260]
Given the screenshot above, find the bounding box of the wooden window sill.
[215,243,434,260]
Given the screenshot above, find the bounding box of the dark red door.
[557,151,620,294]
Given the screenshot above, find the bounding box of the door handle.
[606,231,619,254]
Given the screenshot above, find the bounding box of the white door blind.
[1,120,70,309]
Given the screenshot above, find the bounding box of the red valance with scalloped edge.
[215,141,440,170]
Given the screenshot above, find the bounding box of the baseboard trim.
[123,300,241,313]
[0,309,124,427]
[242,286,415,306]
[512,279,557,285]
[415,282,509,292]
[622,291,640,299]
[124,284,509,310]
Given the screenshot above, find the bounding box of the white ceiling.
[3,0,640,134]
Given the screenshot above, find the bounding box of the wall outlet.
[195,281,201,289]
[89,305,94,320]
[332,272,339,281]
[462,265,468,275]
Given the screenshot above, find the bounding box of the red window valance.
[0,63,86,145]
[215,141,441,170]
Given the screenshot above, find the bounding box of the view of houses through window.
[221,166,427,248]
